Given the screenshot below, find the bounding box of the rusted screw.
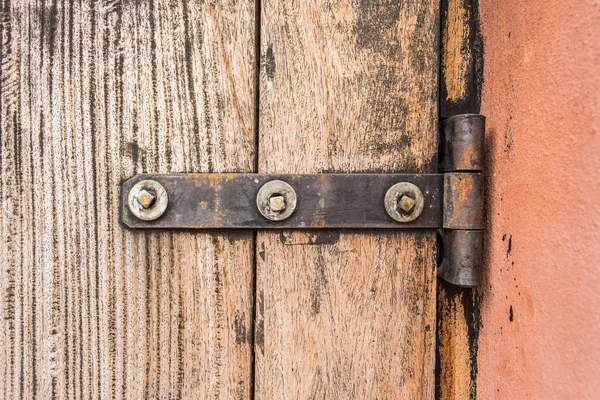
[384,182,425,223]
[128,180,169,221]
[256,180,297,221]
[398,194,416,214]
[136,189,156,209]
[269,195,286,213]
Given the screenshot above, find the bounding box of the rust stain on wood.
[443,0,471,102]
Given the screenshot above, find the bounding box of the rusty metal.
[399,195,416,213]
[438,113,485,288]
[121,173,443,229]
[256,180,298,221]
[120,114,485,286]
[443,172,484,230]
[136,189,156,209]
[438,230,483,287]
[439,114,485,172]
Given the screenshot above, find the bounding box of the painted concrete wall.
[478,0,600,398]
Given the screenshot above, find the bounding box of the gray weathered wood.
[0,0,255,398]
[256,0,440,398]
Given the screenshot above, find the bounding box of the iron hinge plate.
[122,173,445,229]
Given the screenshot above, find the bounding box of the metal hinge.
[120,114,485,287]
[437,114,485,288]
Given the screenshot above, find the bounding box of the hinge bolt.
[136,189,156,209]
[384,182,425,223]
[269,195,286,213]
[257,180,297,221]
[127,180,169,221]
[398,194,416,214]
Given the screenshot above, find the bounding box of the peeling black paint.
[435,280,483,400]
[436,0,485,399]
[439,0,485,118]
[234,312,248,344]
[309,253,328,316]
[124,141,146,165]
[354,0,400,53]
[279,231,340,246]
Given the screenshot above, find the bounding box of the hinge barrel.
[439,113,485,172]
[438,114,486,288]
[443,172,484,230]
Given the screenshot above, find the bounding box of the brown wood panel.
[0,1,255,398]
[256,1,440,398]
[255,231,437,398]
[436,282,480,400]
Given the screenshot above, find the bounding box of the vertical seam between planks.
[435,1,445,398]
[250,230,258,400]
[437,0,444,174]
[253,0,261,174]
[251,0,262,399]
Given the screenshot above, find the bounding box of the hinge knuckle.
[438,114,485,288]
[438,230,483,288]
[439,114,485,172]
[443,172,484,230]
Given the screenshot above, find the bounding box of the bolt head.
[257,181,297,221]
[269,195,286,213]
[384,182,425,223]
[128,180,168,221]
[136,190,156,209]
[398,194,416,214]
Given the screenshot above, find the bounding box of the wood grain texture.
[258,0,439,174]
[442,0,471,102]
[256,1,440,398]
[0,0,255,398]
[256,231,437,399]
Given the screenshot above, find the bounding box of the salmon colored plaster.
[477,0,600,398]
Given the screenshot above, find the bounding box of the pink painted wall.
[478,0,600,398]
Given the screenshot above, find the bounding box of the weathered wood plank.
[256,231,437,399]
[437,0,484,398]
[256,1,440,398]
[440,0,483,118]
[436,282,481,400]
[0,0,255,398]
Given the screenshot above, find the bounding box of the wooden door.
[1,1,439,399]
